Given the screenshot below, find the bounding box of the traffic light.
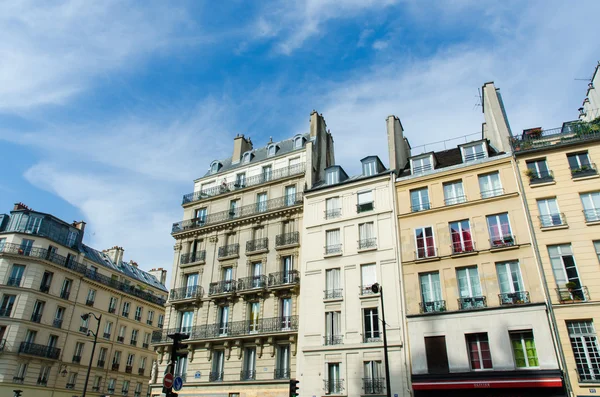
[289,379,300,397]
[168,332,190,357]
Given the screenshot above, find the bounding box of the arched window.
[294,136,304,149]
[210,161,221,174]
[267,144,277,156]
[242,152,252,163]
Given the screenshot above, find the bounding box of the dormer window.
[363,160,377,176]
[210,161,221,174]
[294,136,304,149]
[411,155,433,174]
[326,169,339,185]
[462,142,487,162]
[267,144,277,157]
[242,151,252,164]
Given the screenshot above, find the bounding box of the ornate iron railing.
[358,238,377,250]
[276,232,299,247]
[19,341,60,359]
[240,370,256,381]
[323,335,343,345]
[218,244,239,258]
[363,378,385,394]
[539,213,566,228]
[556,286,589,303]
[97,360,106,368]
[53,319,63,328]
[498,291,530,305]
[451,241,476,255]
[528,170,554,184]
[480,188,504,199]
[419,300,446,313]
[325,208,342,219]
[357,202,374,213]
[325,244,342,255]
[209,371,224,382]
[458,296,487,310]
[511,123,600,153]
[173,193,304,233]
[274,368,291,379]
[489,235,516,249]
[31,313,42,323]
[444,195,467,205]
[268,270,299,287]
[237,275,267,292]
[361,284,376,295]
[7,277,22,287]
[180,250,206,265]
[73,355,82,363]
[170,285,203,301]
[324,289,343,299]
[209,280,236,295]
[246,238,268,253]
[584,209,600,223]
[86,299,95,306]
[415,247,438,260]
[182,163,305,204]
[411,202,431,212]
[324,379,345,394]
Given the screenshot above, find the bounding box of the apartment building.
[297,116,411,397]
[397,83,565,396]
[150,111,334,397]
[0,203,167,397]
[511,83,600,395]
[579,61,600,122]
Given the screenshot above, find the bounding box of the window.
[326,169,339,185]
[31,300,45,322]
[360,264,377,295]
[487,213,514,247]
[60,278,72,299]
[363,308,380,342]
[357,191,374,212]
[229,200,239,219]
[364,361,383,393]
[135,382,142,396]
[234,173,246,189]
[243,347,256,379]
[325,197,341,219]
[25,329,37,344]
[497,261,526,304]
[467,333,493,370]
[218,306,229,336]
[180,311,194,334]
[66,231,77,247]
[86,289,96,305]
[267,144,277,156]
[410,188,430,212]
[0,294,16,317]
[212,351,225,380]
[478,172,503,198]
[325,229,341,254]
[462,142,486,162]
[8,264,25,286]
[25,215,43,233]
[412,155,433,174]
[549,244,585,301]
[327,363,342,394]
[195,207,207,225]
[419,272,444,312]
[73,342,84,362]
[242,151,252,163]
[276,345,291,379]
[98,347,108,366]
[67,372,78,388]
[568,152,594,176]
[185,273,199,297]
[143,332,151,348]
[363,160,377,176]
[127,353,135,367]
[581,192,600,222]
[325,312,342,345]
[526,159,552,182]
[122,380,130,394]
[122,301,130,317]
[20,238,34,254]
[113,350,122,365]
[93,376,102,391]
[285,185,297,206]
[80,316,89,333]
[104,322,113,338]
[40,271,53,292]
[294,136,303,149]
[38,365,51,385]
[280,297,292,329]
[567,320,600,381]
[131,329,138,345]
[135,306,142,321]
[262,165,272,182]
[449,220,474,253]
[109,297,118,313]
[158,314,164,328]
[538,198,564,227]
[118,325,126,342]
[147,310,154,325]
[0,238,5,251]
[457,267,484,309]
[108,378,116,393]
[415,226,436,259]
[140,356,147,371]
[510,331,539,368]
[443,181,466,205]
[256,192,268,212]
[54,307,65,328]
[425,336,449,374]
[325,268,341,299]
[358,222,375,249]
[210,161,220,174]
[595,241,600,263]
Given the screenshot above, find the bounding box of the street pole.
[372,283,392,397]
[81,312,102,397]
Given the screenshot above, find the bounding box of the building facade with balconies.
[297,118,411,397]
[397,83,565,396]
[0,203,167,397]
[512,75,600,396]
[150,111,335,397]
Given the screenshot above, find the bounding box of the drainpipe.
[510,154,573,397]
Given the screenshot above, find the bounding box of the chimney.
[386,115,410,173]
[129,260,138,268]
[481,82,512,153]
[148,268,167,286]
[13,202,30,211]
[104,246,125,265]
[232,134,253,164]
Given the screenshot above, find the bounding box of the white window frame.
[363,160,377,176]
[414,226,436,259]
[326,170,339,185]
[410,188,430,212]
[411,155,433,174]
[478,172,503,198]
[443,180,466,205]
[461,142,487,162]
[267,144,277,156]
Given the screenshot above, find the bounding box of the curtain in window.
[361,264,376,288]
[487,213,511,242]
[415,227,435,257]
[457,267,482,298]
[358,191,373,204]
[219,306,229,334]
[326,312,340,337]
[326,230,340,247]
[420,273,442,302]
[326,269,340,291]
[281,298,292,329]
[359,222,374,240]
[444,182,464,204]
[285,186,296,205]
[450,220,473,252]
[326,197,339,212]
[496,262,523,293]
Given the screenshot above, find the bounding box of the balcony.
[170,285,203,301]
[31,313,42,323]
[358,238,377,251]
[60,290,70,300]
[363,378,385,395]
[86,299,95,307]
[499,291,530,305]
[323,335,343,346]
[108,388,115,394]
[103,332,111,339]
[80,326,89,334]
[143,343,149,348]
[240,370,256,381]
[325,208,342,219]
[275,232,300,248]
[0,243,88,275]
[112,363,120,371]
[237,275,267,293]
[539,213,567,228]
[451,242,476,256]
[511,122,600,153]
[411,202,431,212]
[419,300,446,313]
[360,284,378,296]
[122,311,130,318]
[584,209,600,223]
[53,319,63,328]
[325,244,342,256]
[209,371,224,382]
[180,250,206,266]
[117,336,124,343]
[130,339,137,346]
[37,377,48,386]
[7,277,22,287]
[40,283,50,293]
[218,243,239,259]
[98,360,106,368]
[209,280,236,296]
[268,270,299,289]
[126,365,133,373]
[445,196,467,206]
[480,188,504,199]
[182,163,305,205]
[84,266,166,306]
[135,315,141,321]
[173,193,304,234]
[458,296,487,310]
[246,238,268,254]
[92,386,101,392]
[66,383,75,389]
[324,289,343,300]
[571,163,598,178]
[73,355,82,363]
[109,307,116,314]
[138,368,145,376]
[489,235,516,249]
[19,341,61,359]
[357,202,374,213]
[556,286,589,303]
[13,377,24,384]
[528,170,554,185]
[324,379,345,394]
[415,247,438,261]
[274,369,290,380]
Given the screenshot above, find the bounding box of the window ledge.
[324,252,343,258]
[324,297,343,303]
[450,251,479,258]
[415,256,441,263]
[489,244,520,252]
[572,174,600,181]
[529,180,556,187]
[357,246,377,253]
[540,224,569,231]
[586,220,600,226]
[246,248,269,256]
[359,293,380,300]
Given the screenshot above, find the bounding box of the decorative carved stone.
[236,340,242,359]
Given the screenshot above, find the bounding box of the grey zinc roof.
[82,245,168,292]
[201,133,310,179]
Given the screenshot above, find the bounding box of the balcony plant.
[565,281,577,291]
[524,127,542,139]
[524,168,536,179]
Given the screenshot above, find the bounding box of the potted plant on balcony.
[565,282,577,292]
[523,127,543,139]
[524,168,536,179]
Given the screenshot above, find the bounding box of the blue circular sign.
[173,376,184,391]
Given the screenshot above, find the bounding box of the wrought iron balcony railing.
[363,334,381,343]
[363,378,385,395]
[360,284,377,295]
[420,300,446,313]
[209,371,224,382]
[324,379,345,394]
[109,307,116,314]
[358,238,377,250]
[451,241,476,255]
[246,238,268,253]
[37,377,48,386]
[117,336,124,343]
[325,208,342,219]
[415,247,438,260]
[499,291,530,305]
[218,243,239,258]
[126,365,133,373]
[170,285,203,301]
[73,355,82,363]
[173,193,304,234]
[458,296,487,310]
[180,250,206,265]
[66,383,75,389]
[556,286,589,303]
[444,195,467,205]
[323,335,343,346]
[268,270,299,287]
[182,163,305,204]
[80,326,89,333]
[511,123,600,153]
[40,283,50,293]
[86,299,95,307]
[325,244,342,255]
[130,339,137,346]
[97,360,105,368]
[276,232,299,247]
[31,313,42,323]
[112,363,120,371]
[584,209,600,223]
[60,290,70,300]
[240,370,256,381]
[138,368,145,376]
[528,170,554,184]
[324,289,343,299]
[143,342,149,348]
[480,188,504,199]
[571,163,598,178]
[7,277,22,287]
[357,202,374,213]
[13,376,24,384]
[209,280,236,296]
[103,332,111,339]
[19,341,61,359]
[237,275,267,292]
[539,213,567,228]
[411,202,431,212]
[489,235,516,249]
[274,368,291,379]
[53,319,63,328]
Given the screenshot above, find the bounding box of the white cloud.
[372,40,389,51]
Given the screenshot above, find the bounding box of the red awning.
[413,377,563,390]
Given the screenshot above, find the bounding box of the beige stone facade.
[151,111,334,396]
[0,203,167,397]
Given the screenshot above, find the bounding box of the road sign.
[163,373,174,389]
[173,376,183,391]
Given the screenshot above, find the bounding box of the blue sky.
[1,0,599,274]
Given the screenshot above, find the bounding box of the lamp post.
[370,283,391,397]
[81,312,102,397]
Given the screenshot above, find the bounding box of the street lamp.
[81,312,102,397]
[370,283,391,397]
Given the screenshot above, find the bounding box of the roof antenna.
[473,88,483,110]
